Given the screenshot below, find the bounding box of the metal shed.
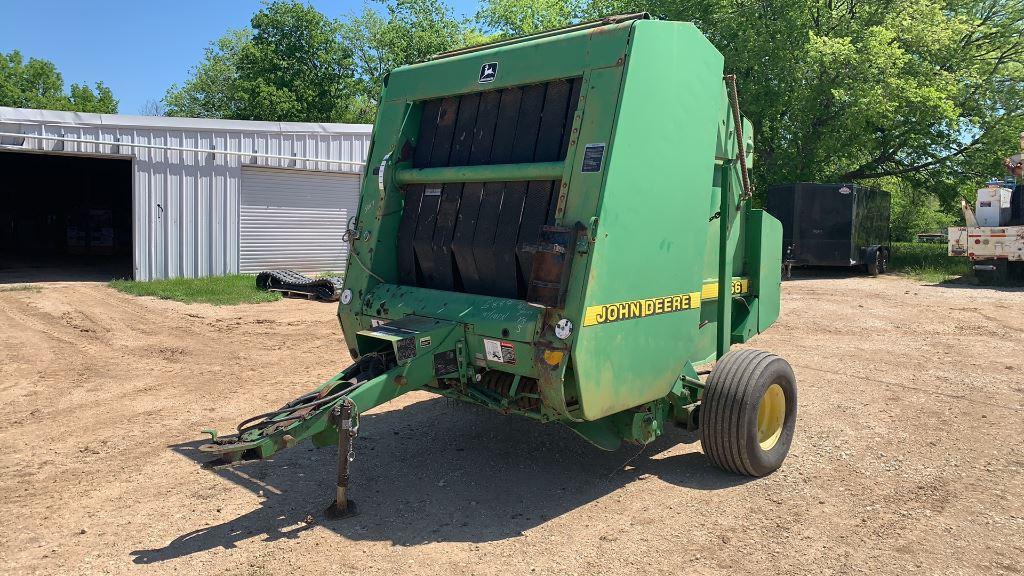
[0,107,371,280]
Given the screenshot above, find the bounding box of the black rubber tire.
[699,348,797,477]
[866,246,881,277]
[877,248,889,274]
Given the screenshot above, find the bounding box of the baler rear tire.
[699,348,797,477]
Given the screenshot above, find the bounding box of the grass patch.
[888,241,970,283]
[0,284,42,293]
[109,274,282,305]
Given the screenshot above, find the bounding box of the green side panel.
[336,98,413,351]
[569,21,726,421]
[752,209,783,332]
[722,209,782,343]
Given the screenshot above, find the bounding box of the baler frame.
[199,13,795,513]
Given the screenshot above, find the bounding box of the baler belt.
[396,77,582,301]
[255,270,343,302]
[452,90,502,294]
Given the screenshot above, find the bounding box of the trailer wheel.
[866,246,883,276]
[699,349,797,477]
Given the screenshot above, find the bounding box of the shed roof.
[0,107,372,134]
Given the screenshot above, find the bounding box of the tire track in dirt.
[1,277,1022,576]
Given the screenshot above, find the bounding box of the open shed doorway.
[0,150,133,282]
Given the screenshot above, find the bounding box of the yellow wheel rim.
[757,383,786,450]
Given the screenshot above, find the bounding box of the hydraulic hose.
[234,381,362,434]
[724,74,753,205]
[233,354,390,438]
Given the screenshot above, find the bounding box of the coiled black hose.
[233,352,392,438]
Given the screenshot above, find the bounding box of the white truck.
[948,134,1024,283]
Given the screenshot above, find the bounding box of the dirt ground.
[1,273,1022,576]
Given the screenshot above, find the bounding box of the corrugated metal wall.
[0,108,371,280]
[239,167,360,274]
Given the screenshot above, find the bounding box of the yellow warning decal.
[700,278,750,300]
[582,291,701,327]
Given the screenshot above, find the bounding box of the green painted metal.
[394,161,565,185]
[202,15,785,463]
[716,159,736,360]
[198,365,415,462]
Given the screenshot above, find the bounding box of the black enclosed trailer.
[765,183,891,276]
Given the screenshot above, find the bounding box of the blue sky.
[2,0,481,116]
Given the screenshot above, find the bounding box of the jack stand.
[324,399,358,519]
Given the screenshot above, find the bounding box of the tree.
[476,0,581,38]
[166,0,486,122]
[139,99,166,116]
[582,0,1024,227]
[0,50,117,113]
[165,1,362,122]
[164,30,250,119]
[234,1,361,122]
[340,0,475,112]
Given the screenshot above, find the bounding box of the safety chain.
[335,398,359,462]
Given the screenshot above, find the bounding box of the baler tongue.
[198,316,464,516]
[199,316,463,464]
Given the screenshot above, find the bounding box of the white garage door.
[240,167,360,274]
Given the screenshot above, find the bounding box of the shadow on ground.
[919,277,1024,291]
[783,266,872,281]
[784,266,1024,290]
[0,258,131,283]
[132,397,750,563]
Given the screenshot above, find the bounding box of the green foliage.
[236,1,361,122]
[885,179,959,241]
[887,242,971,283]
[109,275,282,306]
[157,0,1023,241]
[0,50,117,113]
[166,1,362,122]
[166,0,476,122]
[476,0,582,37]
[164,30,251,119]
[584,0,1024,233]
[340,0,473,115]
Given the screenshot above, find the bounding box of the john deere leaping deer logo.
[479,62,497,83]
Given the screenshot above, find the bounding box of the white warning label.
[483,338,517,364]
